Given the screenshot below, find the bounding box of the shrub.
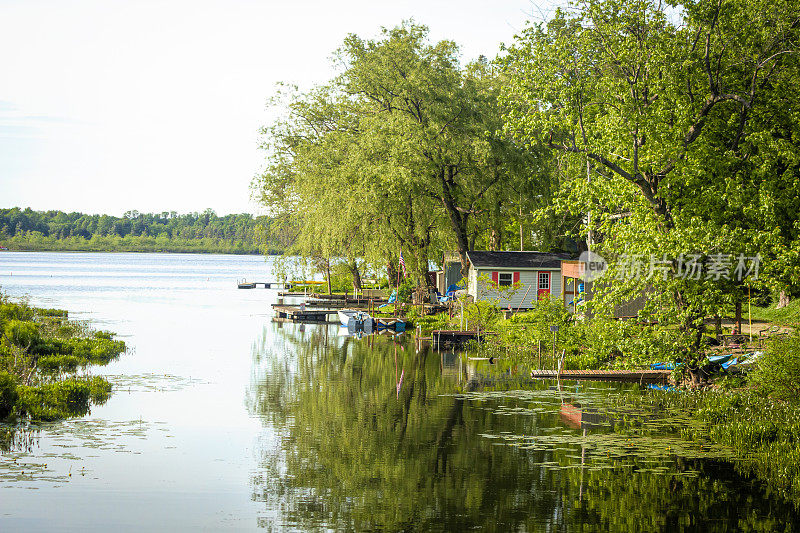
[0,371,18,420]
[3,319,40,348]
[17,380,92,421]
[463,300,502,331]
[749,332,800,402]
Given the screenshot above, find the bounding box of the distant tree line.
[0,207,283,254]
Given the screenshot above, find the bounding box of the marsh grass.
[0,292,126,421]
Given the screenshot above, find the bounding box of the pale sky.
[0,0,559,216]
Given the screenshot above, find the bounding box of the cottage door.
[537,271,551,299]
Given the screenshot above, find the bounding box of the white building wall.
[468,268,478,300]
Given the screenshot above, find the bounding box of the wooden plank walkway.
[275,294,389,307]
[430,330,494,347]
[530,369,671,383]
[272,305,338,322]
[238,281,293,289]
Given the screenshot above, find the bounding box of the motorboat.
[338,309,360,326]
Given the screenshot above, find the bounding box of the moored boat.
[337,309,359,326]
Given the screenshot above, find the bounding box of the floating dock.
[271,305,338,322]
[238,281,293,289]
[277,295,390,308]
[430,330,491,348]
[530,369,671,383]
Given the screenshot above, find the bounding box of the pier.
[271,305,339,322]
[429,330,491,348]
[530,369,671,383]
[238,281,293,289]
[277,293,390,307]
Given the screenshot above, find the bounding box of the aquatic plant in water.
[0,293,126,421]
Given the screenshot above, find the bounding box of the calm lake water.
[0,251,798,531]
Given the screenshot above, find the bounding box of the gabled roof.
[467,251,573,270]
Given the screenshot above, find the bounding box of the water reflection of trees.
[248,325,799,531]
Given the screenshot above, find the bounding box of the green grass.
[749,298,800,327]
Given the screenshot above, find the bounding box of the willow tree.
[255,22,549,286]
[501,0,800,353]
[337,24,549,276]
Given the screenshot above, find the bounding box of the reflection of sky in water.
[1,252,799,530]
[0,251,290,530]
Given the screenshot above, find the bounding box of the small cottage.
[466,251,574,309]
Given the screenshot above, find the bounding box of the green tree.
[501,0,800,355]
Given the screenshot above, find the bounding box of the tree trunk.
[326,260,332,295]
[439,167,471,279]
[489,228,502,251]
[778,289,790,309]
[714,314,722,337]
[387,260,398,288]
[734,299,742,335]
[348,260,362,291]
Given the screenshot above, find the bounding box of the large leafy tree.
[255,23,549,283]
[501,0,800,354]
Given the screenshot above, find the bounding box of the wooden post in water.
[538,340,542,369]
[748,283,753,343]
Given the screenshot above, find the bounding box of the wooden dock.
[271,305,338,322]
[300,298,389,309]
[238,281,293,289]
[430,330,491,348]
[530,369,671,383]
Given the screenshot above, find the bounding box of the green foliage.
[0,301,34,322]
[750,333,800,401]
[35,307,68,319]
[483,298,683,370]
[408,311,451,335]
[463,300,502,331]
[396,278,414,303]
[0,371,17,419]
[86,376,113,404]
[676,390,800,503]
[16,380,92,421]
[750,298,800,327]
[3,319,40,348]
[254,22,554,283]
[501,0,800,358]
[0,293,124,421]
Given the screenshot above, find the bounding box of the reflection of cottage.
[466,251,574,309]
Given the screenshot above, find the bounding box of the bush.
[17,380,92,421]
[750,332,800,402]
[3,319,40,348]
[0,371,18,420]
[463,300,503,331]
[397,279,414,304]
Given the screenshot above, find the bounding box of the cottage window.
[498,272,513,286]
[538,272,550,290]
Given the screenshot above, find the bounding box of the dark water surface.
[0,252,797,531]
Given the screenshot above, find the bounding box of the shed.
[466,251,573,309]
